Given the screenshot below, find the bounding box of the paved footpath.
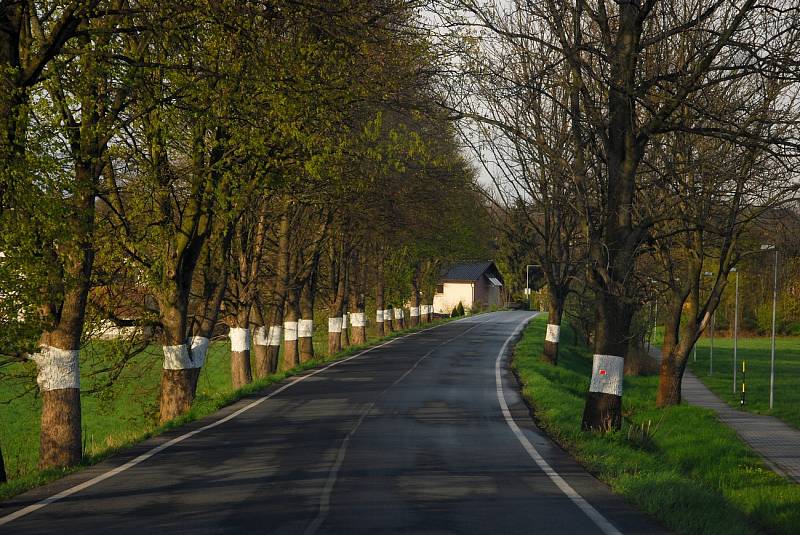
[0,312,667,534]
[650,348,800,483]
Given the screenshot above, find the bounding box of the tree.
[439,0,800,430]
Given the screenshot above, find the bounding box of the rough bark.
[230,349,252,388]
[376,277,385,336]
[349,274,367,344]
[159,368,195,424]
[410,279,421,327]
[253,341,269,379]
[542,294,565,365]
[281,290,300,371]
[299,279,315,363]
[39,388,82,469]
[580,293,633,431]
[327,257,347,355]
[340,311,350,348]
[158,300,194,424]
[228,308,253,390]
[386,307,395,333]
[34,162,95,468]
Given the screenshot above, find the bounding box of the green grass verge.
[0,316,454,501]
[686,335,800,430]
[514,316,800,535]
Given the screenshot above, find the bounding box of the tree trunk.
[327,261,347,355]
[34,174,95,469]
[266,305,284,374]
[327,316,342,356]
[349,282,367,345]
[386,307,395,333]
[159,301,195,424]
[228,302,253,389]
[250,303,269,380]
[656,297,696,407]
[39,388,82,469]
[410,284,421,327]
[580,294,633,432]
[253,325,269,379]
[542,294,565,365]
[0,446,6,483]
[340,311,350,348]
[281,291,300,371]
[376,280,385,336]
[299,280,315,363]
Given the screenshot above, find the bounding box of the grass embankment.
[687,335,800,430]
[0,316,450,501]
[514,316,800,535]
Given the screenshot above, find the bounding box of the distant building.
[433,261,505,314]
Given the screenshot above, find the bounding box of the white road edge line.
[303,318,492,535]
[495,314,623,535]
[0,318,461,527]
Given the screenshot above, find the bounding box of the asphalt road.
[0,311,667,534]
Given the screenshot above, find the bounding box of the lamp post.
[761,244,778,409]
[525,264,539,311]
[731,268,739,394]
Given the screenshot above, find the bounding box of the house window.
[436,284,444,294]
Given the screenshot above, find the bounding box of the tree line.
[0,1,492,478]
[436,0,800,429]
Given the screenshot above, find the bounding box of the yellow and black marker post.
[740,360,746,406]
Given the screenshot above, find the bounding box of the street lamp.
[760,244,778,409]
[525,264,540,311]
[731,268,739,395]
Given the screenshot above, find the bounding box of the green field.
[686,334,800,429]
[0,316,445,500]
[514,316,800,535]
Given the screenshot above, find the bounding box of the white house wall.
[433,282,474,314]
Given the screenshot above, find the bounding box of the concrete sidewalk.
[650,347,800,483]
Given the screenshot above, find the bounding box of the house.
[433,261,505,314]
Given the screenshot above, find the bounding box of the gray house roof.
[440,262,504,284]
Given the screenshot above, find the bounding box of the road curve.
[0,311,667,534]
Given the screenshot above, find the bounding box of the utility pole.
[760,245,778,409]
[732,268,739,394]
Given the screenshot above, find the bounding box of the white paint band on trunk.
[298,319,313,338]
[162,344,193,370]
[545,324,561,343]
[253,326,268,346]
[376,310,384,322]
[30,346,80,391]
[328,317,343,333]
[410,307,420,317]
[397,309,404,319]
[351,312,366,327]
[189,336,209,368]
[386,309,395,320]
[589,354,624,397]
[342,314,348,329]
[229,327,251,352]
[284,321,298,341]
[268,325,282,346]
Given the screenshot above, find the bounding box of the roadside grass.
[514,316,800,535]
[0,316,452,501]
[686,335,800,430]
